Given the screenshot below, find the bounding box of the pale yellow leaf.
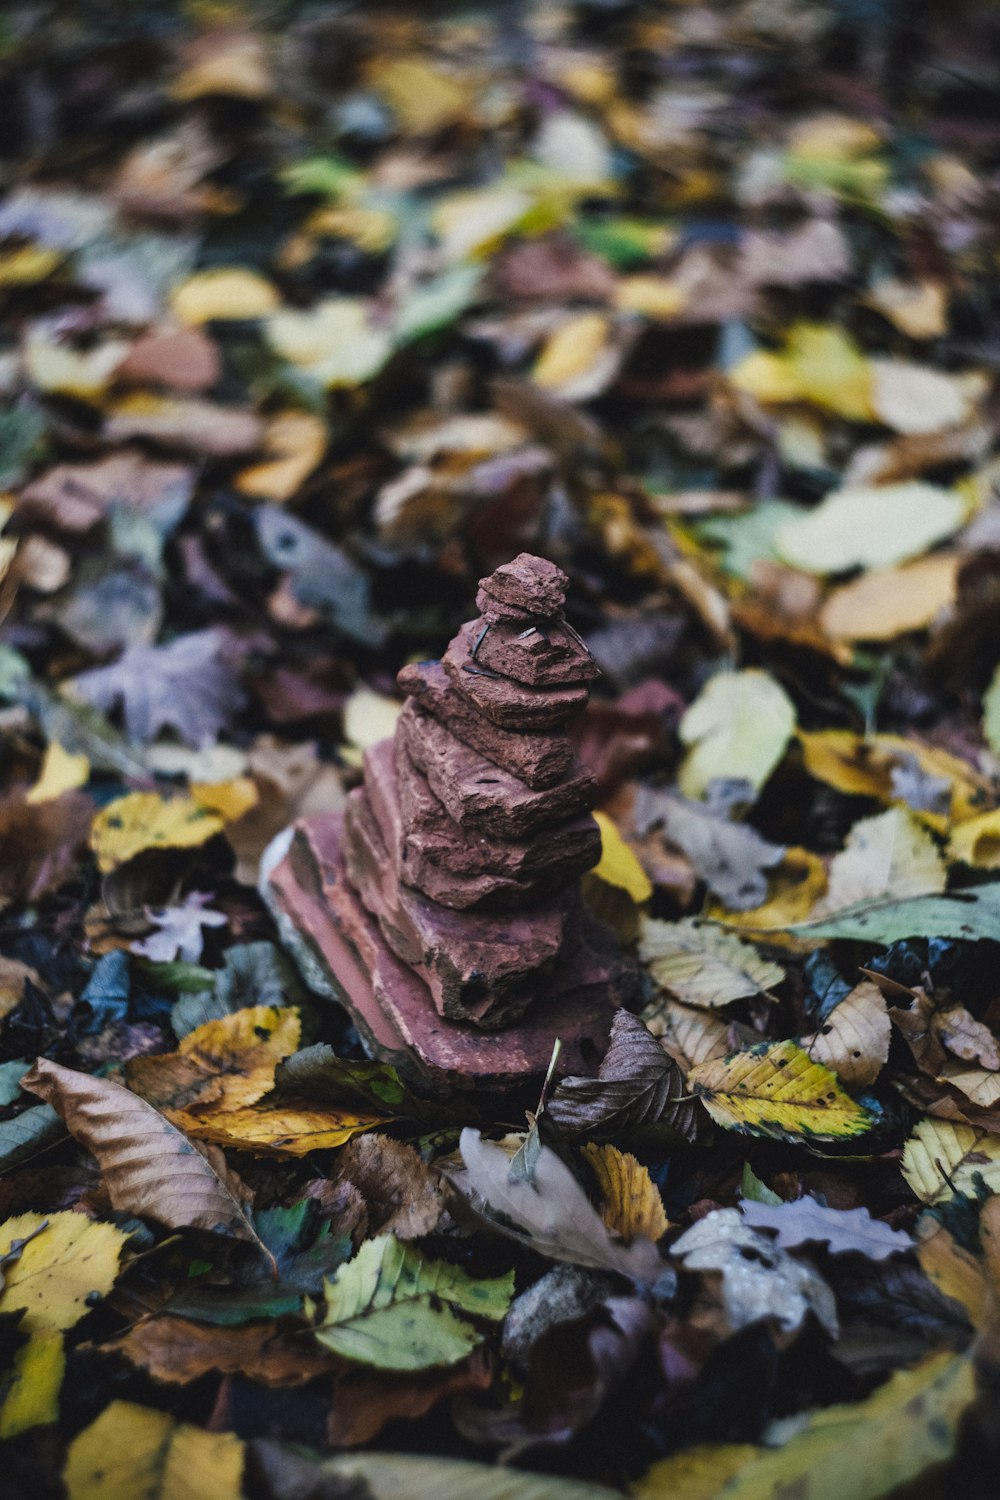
[869,359,977,436]
[582,1142,668,1244]
[820,553,959,642]
[25,742,89,804]
[639,917,783,1009]
[800,980,890,1088]
[729,324,873,421]
[367,55,470,134]
[172,29,271,101]
[533,313,612,392]
[678,669,796,799]
[64,1399,244,1500]
[190,775,259,822]
[170,268,279,325]
[788,115,882,160]
[815,807,945,917]
[866,278,948,340]
[614,276,685,320]
[266,298,393,388]
[689,1039,872,1140]
[431,187,531,262]
[234,411,328,502]
[0,244,63,286]
[342,686,402,763]
[643,998,729,1078]
[24,333,130,400]
[902,1118,1000,1204]
[776,481,965,574]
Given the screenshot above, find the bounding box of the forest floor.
[1,3,1000,1497]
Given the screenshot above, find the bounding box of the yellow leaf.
[788,114,882,160]
[591,811,652,903]
[64,1399,243,1500]
[172,29,271,101]
[798,728,988,828]
[916,1216,989,1324]
[266,298,393,388]
[24,332,130,400]
[170,268,279,324]
[949,808,1000,869]
[191,775,259,822]
[799,980,890,1088]
[633,1350,973,1500]
[172,1102,388,1156]
[0,244,63,286]
[730,323,873,422]
[706,848,828,940]
[582,1142,668,1243]
[901,1118,1000,1204]
[869,359,978,436]
[0,1211,128,1333]
[127,1004,301,1116]
[643,998,729,1077]
[820,553,959,643]
[533,313,612,392]
[0,1329,64,1438]
[25,742,89,804]
[305,204,398,254]
[689,1039,872,1140]
[866,278,948,340]
[90,791,225,873]
[678,669,796,800]
[342,686,403,762]
[776,481,964,575]
[367,55,470,134]
[614,276,685,320]
[234,410,328,502]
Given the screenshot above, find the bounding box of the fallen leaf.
[0,1210,128,1332]
[327,1348,493,1447]
[0,793,93,908]
[125,1004,301,1115]
[170,268,279,324]
[901,1117,1000,1204]
[170,1103,387,1158]
[545,1011,695,1141]
[866,278,948,339]
[90,791,225,874]
[320,1452,618,1500]
[131,893,228,965]
[776,481,965,575]
[0,1328,64,1438]
[639,916,784,1009]
[740,1198,912,1258]
[671,1208,837,1336]
[327,1134,445,1241]
[105,395,265,458]
[643,999,730,1077]
[173,27,272,101]
[234,411,328,503]
[678,669,796,799]
[799,980,891,1088]
[590,810,652,902]
[25,741,89,804]
[532,313,619,401]
[633,1351,973,1500]
[22,1059,270,1255]
[313,1234,512,1371]
[582,1143,668,1244]
[689,1040,873,1141]
[819,554,960,642]
[729,323,873,421]
[266,298,393,389]
[814,806,946,916]
[636,791,785,909]
[869,359,977,436]
[64,1399,243,1500]
[99,1315,335,1387]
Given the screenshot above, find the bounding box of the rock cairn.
[343,554,604,1029]
[266,552,637,1093]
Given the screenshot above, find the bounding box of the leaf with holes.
[688,1040,873,1141]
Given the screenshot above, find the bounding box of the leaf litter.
[1,0,1000,1494]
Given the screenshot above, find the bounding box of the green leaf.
[393,264,482,346]
[775,481,964,575]
[281,154,363,199]
[740,1163,782,1206]
[0,1104,64,1170]
[773,885,1000,944]
[274,1043,410,1113]
[640,917,784,1009]
[313,1234,512,1371]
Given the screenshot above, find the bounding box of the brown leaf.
[18,452,195,535]
[546,1011,696,1141]
[21,1059,271,1260]
[327,1135,445,1241]
[0,793,93,909]
[933,1006,1000,1071]
[800,981,891,1088]
[100,1315,334,1387]
[117,327,221,392]
[328,1347,493,1447]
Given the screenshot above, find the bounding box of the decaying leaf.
[901,1118,1000,1204]
[740,1199,912,1259]
[125,1004,301,1115]
[0,1210,128,1333]
[799,980,891,1088]
[99,1315,335,1387]
[312,1234,512,1371]
[22,1059,270,1257]
[689,1040,873,1141]
[545,1011,695,1141]
[640,916,784,1009]
[582,1143,668,1244]
[671,1208,838,1336]
[814,806,946,916]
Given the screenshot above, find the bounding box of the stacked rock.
[266,552,637,1093]
[341,554,606,1030]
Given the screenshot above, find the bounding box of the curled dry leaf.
[454,1129,663,1282]
[326,1134,445,1241]
[545,1011,696,1142]
[22,1058,271,1258]
[98,1315,336,1387]
[124,1004,301,1115]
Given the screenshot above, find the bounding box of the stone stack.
[266,554,638,1095]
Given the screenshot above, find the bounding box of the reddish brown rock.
[398,701,595,839]
[471,617,600,688]
[365,739,600,909]
[265,814,619,1096]
[479,552,568,616]
[398,662,574,789]
[342,786,567,1028]
[444,621,589,730]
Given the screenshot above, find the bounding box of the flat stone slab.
[398,700,596,840]
[444,621,588,730]
[265,812,620,1096]
[365,739,600,910]
[398,661,573,788]
[471,617,600,688]
[343,785,568,1027]
[479,552,568,616]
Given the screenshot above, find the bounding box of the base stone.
[264,812,634,1098]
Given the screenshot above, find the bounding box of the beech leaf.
[545,1011,696,1141]
[640,916,784,1009]
[64,1400,244,1500]
[688,1039,873,1141]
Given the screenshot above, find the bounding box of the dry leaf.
[582,1143,668,1244]
[800,980,891,1088]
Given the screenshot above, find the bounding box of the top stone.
[478,553,569,619]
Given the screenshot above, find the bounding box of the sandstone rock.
[470,616,600,687]
[444,621,589,730]
[479,552,568,616]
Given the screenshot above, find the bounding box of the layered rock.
[266,553,639,1092]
